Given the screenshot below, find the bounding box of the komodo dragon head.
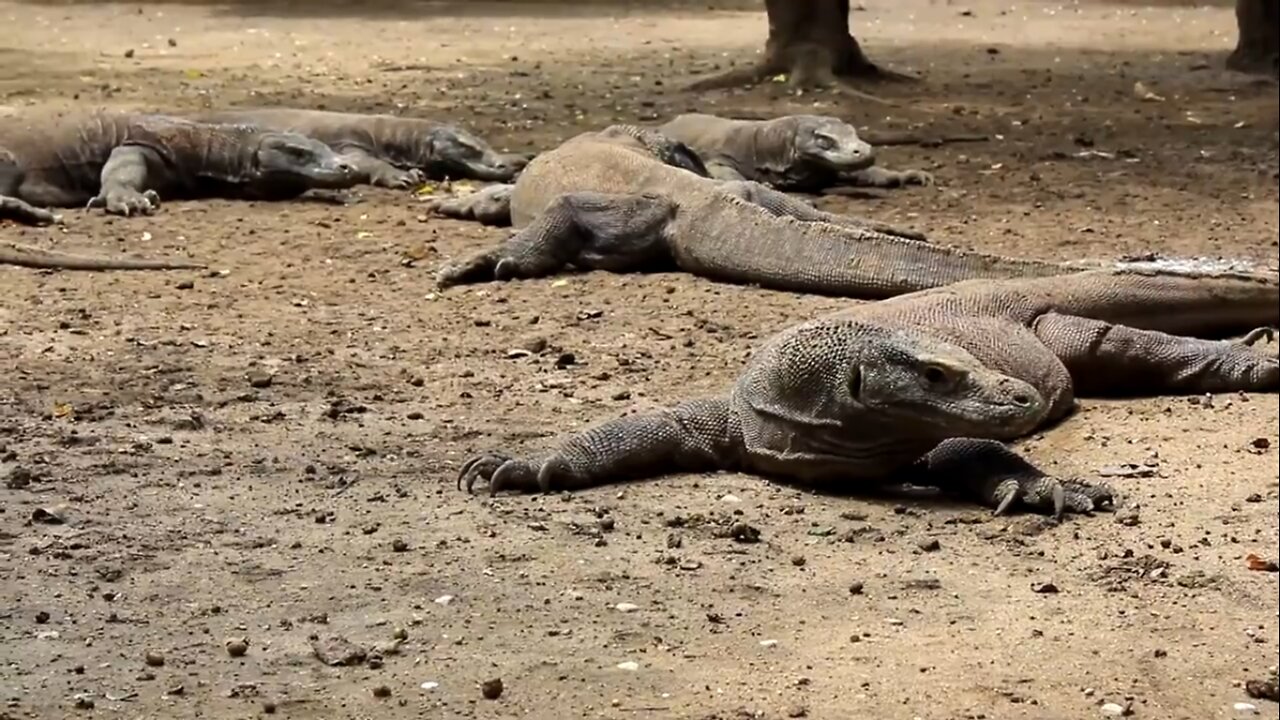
[246,132,362,196]
[731,319,1048,478]
[422,125,530,182]
[781,115,877,174]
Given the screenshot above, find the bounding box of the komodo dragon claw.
[990,475,1116,519]
[457,452,566,495]
[87,188,161,217]
[1236,326,1276,347]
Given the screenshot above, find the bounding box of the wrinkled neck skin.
[743,120,833,191]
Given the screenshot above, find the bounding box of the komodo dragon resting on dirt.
[429,125,1108,297]
[188,108,530,190]
[426,123,929,240]
[0,110,361,227]
[456,264,1279,517]
[656,113,935,192]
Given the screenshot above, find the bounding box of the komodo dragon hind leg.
[918,438,1116,519]
[719,180,928,243]
[1033,313,1279,395]
[435,192,679,289]
[1,195,62,226]
[424,183,515,226]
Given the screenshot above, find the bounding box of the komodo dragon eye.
[812,134,836,151]
[922,365,957,389]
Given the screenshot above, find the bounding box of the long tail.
[0,242,207,271]
[676,195,1071,299]
[1043,261,1279,338]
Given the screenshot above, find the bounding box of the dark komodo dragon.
[431,125,1087,298]
[657,112,935,192]
[0,110,362,227]
[189,108,530,190]
[456,266,1279,517]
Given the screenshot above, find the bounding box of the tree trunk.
[688,0,908,91]
[1226,0,1279,76]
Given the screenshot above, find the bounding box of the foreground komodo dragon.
[188,108,530,190]
[456,265,1279,517]
[430,125,1092,297]
[0,110,361,229]
[656,113,934,192]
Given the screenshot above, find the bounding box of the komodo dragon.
[425,123,928,239]
[454,265,1279,517]
[0,110,361,226]
[188,108,530,190]
[656,113,935,192]
[429,125,1101,298]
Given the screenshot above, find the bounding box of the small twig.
[860,130,990,147]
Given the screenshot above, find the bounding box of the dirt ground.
[2,0,1278,718]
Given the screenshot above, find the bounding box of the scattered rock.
[1244,675,1278,702]
[917,538,941,552]
[1031,582,1060,594]
[225,637,250,658]
[1100,701,1133,716]
[728,522,761,543]
[144,650,165,667]
[371,684,392,699]
[245,369,274,388]
[312,635,367,666]
[480,677,504,700]
[848,580,865,596]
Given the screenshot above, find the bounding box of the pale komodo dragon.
[455,266,1279,517]
[656,112,935,192]
[0,110,362,269]
[430,125,1089,298]
[188,108,530,190]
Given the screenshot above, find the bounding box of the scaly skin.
[454,266,1279,518]
[189,107,530,189]
[0,110,360,225]
[657,113,935,192]
[431,125,1100,298]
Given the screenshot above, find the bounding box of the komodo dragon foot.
[423,183,514,226]
[919,438,1116,518]
[87,188,161,217]
[1,195,62,226]
[457,452,568,495]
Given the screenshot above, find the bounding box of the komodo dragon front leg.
[84,146,162,217]
[1,150,62,226]
[841,166,935,189]
[337,147,426,190]
[719,180,927,242]
[435,192,678,286]
[424,183,515,226]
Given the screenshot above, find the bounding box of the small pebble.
[614,602,640,613]
[391,538,409,552]
[144,650,165,667]
[1233,702,1258,715]
[616,661,640,671]
[918,538,941,552]
[480,678,504,700]
[371,685,391,699]
[790,555,806,567]
[1100,702,1131,716]
[759,639,779,647]
[225,638,249,657]
[848,580,865,595]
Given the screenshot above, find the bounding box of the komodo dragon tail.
[681,194,1072,299]
[1,241,207,271]
[1037,261,1279,338]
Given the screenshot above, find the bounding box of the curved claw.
[905,170,935,187]
[1236,326,1276,347]
[456,451,549,495]
[990,475,1114,518]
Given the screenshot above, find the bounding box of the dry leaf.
[1245,553,1279,572]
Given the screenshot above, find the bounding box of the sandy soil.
[1,1,1278,718]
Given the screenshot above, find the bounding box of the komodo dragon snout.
[428,126,529,182]
[793,116,876,172]
[252,133,360,190]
